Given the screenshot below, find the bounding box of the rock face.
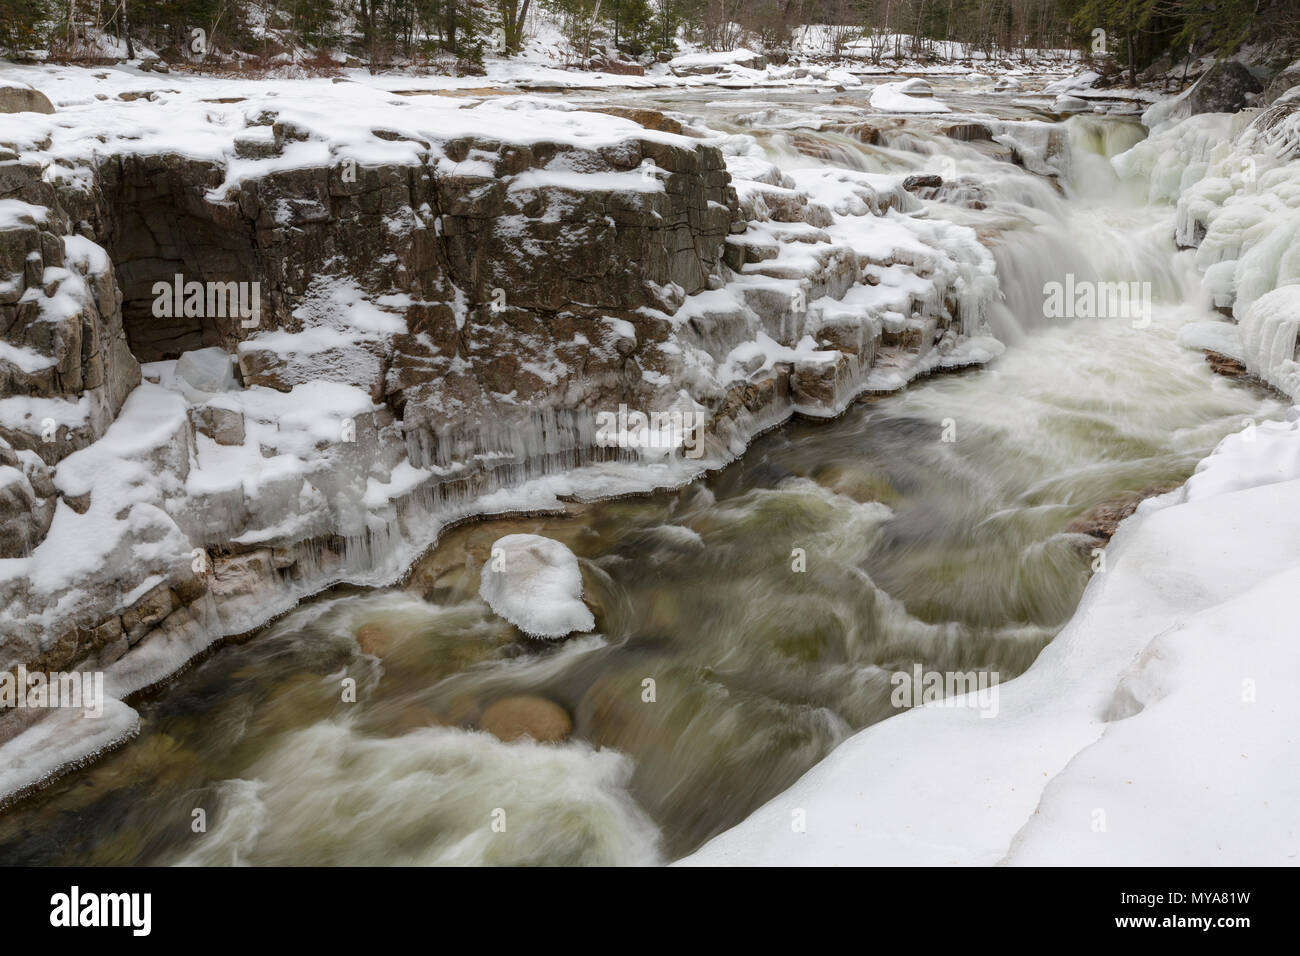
[1263,63,1300,105]
[0,160,141,468]
[0,437,56,556]
[96,133,735,366]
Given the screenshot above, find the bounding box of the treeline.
[1,0,1297,73]
[1063,0,1300,82]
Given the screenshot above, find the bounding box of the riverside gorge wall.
[0,77,1001,795]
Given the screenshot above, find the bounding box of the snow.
[870,81,952,114]
[0,341,56,374]
[175,347,239,395]
[478,534,596,639]
[1043,71,1100,95]
[0,701,140,806]
[1239,286,1300,399]
[1114,96,1300,397]
[668,49,764,71]
[683,410,1300,866]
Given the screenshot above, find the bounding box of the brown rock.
[1204,350,1248,379]
[354,621,399,656]
[1068,484,1181,540]
[587,107,680,134]
[479,695,572,743]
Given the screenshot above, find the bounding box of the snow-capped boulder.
[479,534,595,639]
[1052,94,1089,113]
[870,81,951,113]
[176,347,239,395]
[669,48,767,76]
[1043,71,1099,95]
[894,77,933,96]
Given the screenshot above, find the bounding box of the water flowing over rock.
[479,695,574,742]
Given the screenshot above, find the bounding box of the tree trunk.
[583,0,602,62]
[359,0,376,73]
[508,0,532,52]
[122,0,134,59]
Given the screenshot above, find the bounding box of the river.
[0,77,1284,866]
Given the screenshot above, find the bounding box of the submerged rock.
[479,534,595,639]
[354,621,400,657]
[1067,484,1180,541]
[479,695,573,743]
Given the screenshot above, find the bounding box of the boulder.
[478,534,595,639]
[0,82,54,115]
[1263,62,1300,105]
[669,48,767,77]
[479,695,573,743]
[354,620,400,656]
[1184,60,1263,115]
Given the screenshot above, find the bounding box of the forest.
[2,1,1297,77]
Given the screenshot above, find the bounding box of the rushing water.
[0,79,1286,866]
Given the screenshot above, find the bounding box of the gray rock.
[0,82,54,115]
[1185,60,1264,115]
[1263,62,1300,105]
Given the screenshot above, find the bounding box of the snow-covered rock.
[669,49,767,77]
[175,347,240,396]
[870,81,951,113]
[479,534,595,639]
